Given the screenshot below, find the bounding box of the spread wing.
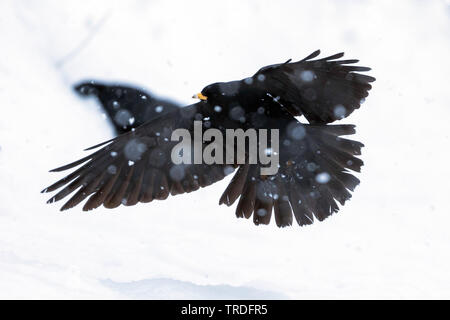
[248,50,375,124]
[42,103,233,211]
[219,100,364,227]
[74,81,180,134]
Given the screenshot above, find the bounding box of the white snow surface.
[0,0,450,299]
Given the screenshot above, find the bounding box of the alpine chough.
[43,50,375,227]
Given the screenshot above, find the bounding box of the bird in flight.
[43,50,375,227]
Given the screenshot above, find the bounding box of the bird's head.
[193,81,242,104]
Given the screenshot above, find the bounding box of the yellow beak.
[193,93,208,101]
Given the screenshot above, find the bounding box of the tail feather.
[219,123,363,227]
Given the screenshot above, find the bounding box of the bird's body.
[44,50,375,227]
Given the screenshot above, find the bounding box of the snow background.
[0,0,449,299]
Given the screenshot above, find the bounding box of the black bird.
[43,50,375,227]
[74,81,180,134]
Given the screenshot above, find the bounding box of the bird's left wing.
[42,103,232,211]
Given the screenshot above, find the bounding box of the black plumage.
[74,81,180,134]
[43,50,375,227]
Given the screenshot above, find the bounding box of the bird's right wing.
[249,50,375,124]
[42,103,233,211]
